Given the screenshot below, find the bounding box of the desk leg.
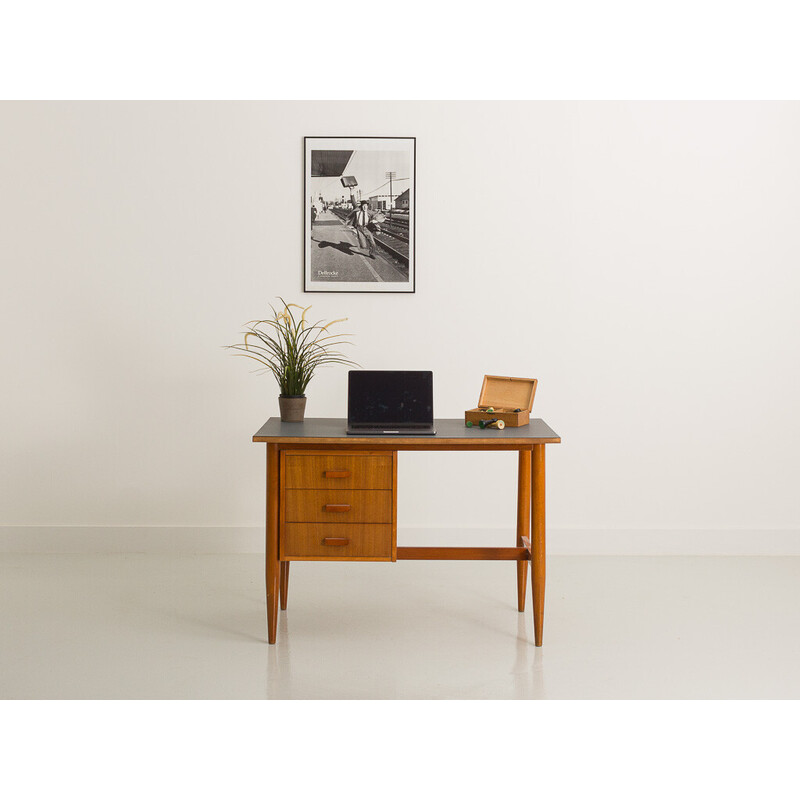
[266,443,279,644]
[531,444,546,646]
[280,562,289,610]
[516,449,531,612]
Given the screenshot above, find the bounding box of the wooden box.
[465,375,537,428]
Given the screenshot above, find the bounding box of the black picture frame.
[304,136,416,293]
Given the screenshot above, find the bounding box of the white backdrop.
[1,101,799,553]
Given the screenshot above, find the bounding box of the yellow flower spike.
[321,317,348,331]
[282,304,303,330]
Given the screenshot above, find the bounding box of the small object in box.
[467,419,504,430]
[465,375,537,428]
[479,418,505,430]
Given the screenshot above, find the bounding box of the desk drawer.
[285,489,392,523]
[284,453,392,490]
[283,523,392,560]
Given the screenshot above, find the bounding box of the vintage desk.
[252,418,561,645]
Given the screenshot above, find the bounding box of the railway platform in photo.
[309,209,409,284]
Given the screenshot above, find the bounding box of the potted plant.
[227,300,357,422]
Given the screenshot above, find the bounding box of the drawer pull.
[322,537,350,546]
[324,504,351,513]
[324,470,351,478]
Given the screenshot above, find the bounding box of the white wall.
[1,102,799,552]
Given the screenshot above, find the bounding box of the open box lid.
[477,375,537,412]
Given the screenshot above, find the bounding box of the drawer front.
[284,453,392,490]
[283,523,392,560]
[285,489,392,523]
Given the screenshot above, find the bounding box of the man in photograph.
[345,200,378,259]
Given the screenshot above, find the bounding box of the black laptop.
[347,370,436,435]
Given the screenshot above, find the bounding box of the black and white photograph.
[304,137,415,292]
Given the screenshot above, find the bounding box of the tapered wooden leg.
[516,449,531,612]
[531,444,546,646]
[280,561,289,610]
[266,444,279,644]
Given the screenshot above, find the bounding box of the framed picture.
[304,136,415,293]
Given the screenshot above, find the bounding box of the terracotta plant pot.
[279,395,307,423]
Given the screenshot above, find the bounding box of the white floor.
[1,554,799,699]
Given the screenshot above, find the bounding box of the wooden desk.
[253,418,561,645]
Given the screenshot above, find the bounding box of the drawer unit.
[284,453,392,490]
[285,489,392,523]
[280,450,398,562]
[282,523,393,560]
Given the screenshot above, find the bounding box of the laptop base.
[346,427,436,436]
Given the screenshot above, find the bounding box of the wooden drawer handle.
[324,470,351,478]
[323,504,351,513]
[322,537,350,546]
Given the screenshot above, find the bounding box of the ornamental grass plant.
[227,299,357,396]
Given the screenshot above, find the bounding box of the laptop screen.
[348,371,433,427]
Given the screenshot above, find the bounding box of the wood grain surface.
[282,523,393,560]
[284,452,393,490]
[285,489,393,523]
